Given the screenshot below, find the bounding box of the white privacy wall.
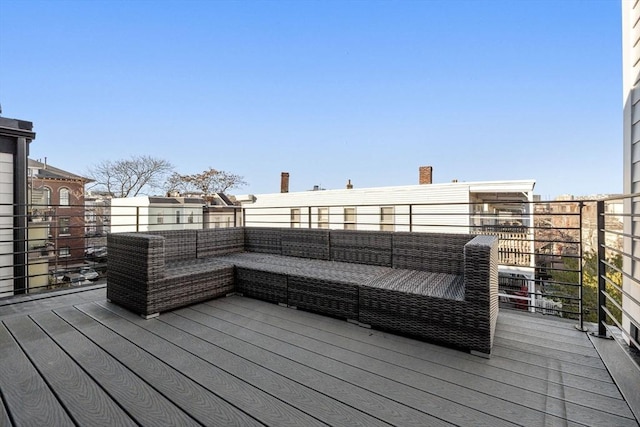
[622,0,640,346]
[0,153,13,297]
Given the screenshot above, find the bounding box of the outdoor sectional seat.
[108,227,498,356]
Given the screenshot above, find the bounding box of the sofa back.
[281,228,330,260]
[147,230,197,262]
[330,230,392,267]
[392,232,474,275]
[244,227,283,254]
[197,228,245,258]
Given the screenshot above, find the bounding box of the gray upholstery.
[108,227,498,355]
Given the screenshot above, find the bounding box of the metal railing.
[596,193,640,351]
[0,198,632,341]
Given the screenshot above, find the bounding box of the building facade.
[110,196,206,233]
[27,159,91,290]
[622,0,640,348]
[240,172,537,308]
[0,116,34,297]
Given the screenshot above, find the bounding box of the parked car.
[79,267,99,281]
[86,246,107,261]
[62,273,86,286]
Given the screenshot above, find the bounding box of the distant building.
[622,1,640,348]
[240,167,537,307]
[110,196,206,233]
[27,158,91,289]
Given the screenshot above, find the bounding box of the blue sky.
[0,0,622,199]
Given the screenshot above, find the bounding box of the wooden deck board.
[2,315,140,427]
[51,306,262,427]
[76,302,330,427]
[0,287,637,427]
[99,301,450,427]
[79,301,392,427]
[0,322,75,427]
[225,296,629,404]
[204,297,636,426]
[179,303,518,427]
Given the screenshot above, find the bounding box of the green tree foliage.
[550,251,622,323]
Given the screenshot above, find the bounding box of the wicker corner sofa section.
[108,227,498,356]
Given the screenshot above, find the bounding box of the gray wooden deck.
[0,286,638,426]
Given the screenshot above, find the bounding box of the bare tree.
[88,155,174,197]
[166,167,247,195]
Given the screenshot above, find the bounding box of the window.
[176,211,181,224]
[59,188,70,206]
[344,207,356,230]
[380,207,395,231]
[59,217,70,235]
[318,207,329,229]
[157,213,164,224]
[59,247,70,258]
[290,208,301,228]
[188,212,194,224]
[43,187,51,207]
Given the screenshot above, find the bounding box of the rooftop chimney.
[346,179,353,189]
[419,166,433,185]
[281,172,289,193]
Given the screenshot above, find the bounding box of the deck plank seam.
[213,298,627,406]
[82,302,337,427]
[188,302,605,427]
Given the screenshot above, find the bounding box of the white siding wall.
[623,0,640,345]
[147,206,203,231]
[110,197,150,233]
[243,183,473,233]
[0,153,13,297]
[110,197,204,232]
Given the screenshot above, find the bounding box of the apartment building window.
[176,211,181,224]
[59,188,70,206]
[380,207,395,231]
[318,207,329,229]
[59,247,70,258]
[188,212,194,224]
[59,217,70,235]
[344,207,356,230]
[43,187,51,207]
[157,213,164,224]
[290,208,301,228]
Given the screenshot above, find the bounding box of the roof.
[28,158,91,182]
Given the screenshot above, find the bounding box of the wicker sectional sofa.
[108,227,498,356]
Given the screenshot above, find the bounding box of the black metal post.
[597,200,607,337]
[13,137,28,294]
[577,201,585,331]
[409,204,413,232]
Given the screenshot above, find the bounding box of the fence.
[596,193,640,349]
[0,199,627,331]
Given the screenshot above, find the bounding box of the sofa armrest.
[464,234,499,353]
[108,233,166,284]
